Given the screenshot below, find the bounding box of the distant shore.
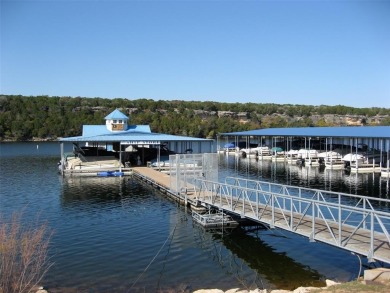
[0,137,59,142]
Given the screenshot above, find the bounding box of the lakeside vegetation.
[0,95,389,141]
[0,212,53,293]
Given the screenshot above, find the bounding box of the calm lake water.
[0,142,389,292]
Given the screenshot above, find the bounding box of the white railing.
[194,176,390,263]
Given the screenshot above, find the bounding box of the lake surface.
[0,142,389,292]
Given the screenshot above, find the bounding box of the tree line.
[0,95,389,141]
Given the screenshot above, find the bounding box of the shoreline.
[1,137,59,142]
[35,276,390,293]
[192,269,390,293]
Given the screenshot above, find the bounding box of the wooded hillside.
[0,95,389,141]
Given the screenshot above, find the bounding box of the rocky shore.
[33,268,390,293]
[192,279,340,293]
[193,268,390,293]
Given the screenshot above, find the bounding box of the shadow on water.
[193,224,325,291]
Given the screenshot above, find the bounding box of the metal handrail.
[224,176,390,206]
[194,177,390,263]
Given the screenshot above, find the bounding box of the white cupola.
[104,109,129,132]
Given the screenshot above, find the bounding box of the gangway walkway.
[132,157,390,265]
[194,176,390,264]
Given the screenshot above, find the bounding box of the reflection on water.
[218,227,324,290]
[60,176,145,207]
[59,176,329,292]
[220,155,389,199]
[193,225,325,291]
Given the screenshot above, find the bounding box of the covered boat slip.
[58,109,214,176]
[217,126,390,173]
[59,140,214,176]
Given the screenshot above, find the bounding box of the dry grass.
[0,212,53,293]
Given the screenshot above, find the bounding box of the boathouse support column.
[60,142,64,176]
[158,144,161,170]
[119,143,122,172]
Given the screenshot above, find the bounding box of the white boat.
[297,149,319,159]
[305,158,321,166]
[241,146,270,157]
[381,168,390,178]
[294,149,319,166]
[342,153,366,168]
[325,160,345,169]
[272,154,286,162]
[58,147,129,176]
[286,149,299,157]
[257,146,273,160]
[318,151,342,160]
[285,150,299,164]
[192,210,239,228]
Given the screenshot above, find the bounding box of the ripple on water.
[2,147,387,292]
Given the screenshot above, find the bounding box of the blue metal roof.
[220,126,390,139]
[82,125,151,136]
[104,109,129,120]
[59,131,213,143]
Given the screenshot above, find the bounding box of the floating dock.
[192,210,239,228]
[350,163,381,173]
[132,167,200,207]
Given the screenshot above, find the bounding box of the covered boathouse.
[58,109,214,176]
[217,126,390,170]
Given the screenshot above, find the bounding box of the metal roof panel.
[104,109,129,120]
[220,126,390,139]
[82,125,151,136]
[59,131,213,143]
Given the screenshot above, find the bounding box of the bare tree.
[0,212,53,293]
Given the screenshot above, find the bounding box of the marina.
[217,126,390,178]
[1,141,390,292]
[2,2,390,291]
[3,118,390,292]
[57,119,390,267]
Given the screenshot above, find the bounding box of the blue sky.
[1,0,389,108]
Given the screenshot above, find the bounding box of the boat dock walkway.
[132,167,198,205]
[195,176,390,264]
[132,166,390,265]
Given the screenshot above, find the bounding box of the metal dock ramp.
[194,176,390,264]
[132,154,390,265]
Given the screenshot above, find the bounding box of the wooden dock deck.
[132,167,198,204]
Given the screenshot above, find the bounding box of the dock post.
[60,142,64,176]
